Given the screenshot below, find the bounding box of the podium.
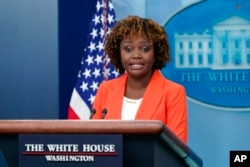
[0,120,202,167]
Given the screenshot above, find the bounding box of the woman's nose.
[132,49,141,58]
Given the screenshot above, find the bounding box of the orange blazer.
[92,70,188,143]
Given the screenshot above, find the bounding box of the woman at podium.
[92,15,188,144]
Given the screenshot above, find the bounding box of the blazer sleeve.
[166,84,188,143]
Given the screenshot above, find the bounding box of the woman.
[92,15,188,143]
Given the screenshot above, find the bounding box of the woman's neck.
[125,70,154,99]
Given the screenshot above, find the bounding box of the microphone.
[89,108,96,119]
[101,108,107,119]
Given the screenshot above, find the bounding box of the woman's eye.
[142,47,149,52]
[124,46,132,52]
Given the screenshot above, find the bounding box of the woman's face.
[120,35,154,78]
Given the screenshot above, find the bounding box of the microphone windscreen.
[89,108,96,119]
[101,108,107,119]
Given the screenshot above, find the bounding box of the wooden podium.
[0,120,202,167]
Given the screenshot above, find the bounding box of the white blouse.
[121,97,142,120]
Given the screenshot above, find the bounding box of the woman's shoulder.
[164,77,184,88]
[156,71,185,90]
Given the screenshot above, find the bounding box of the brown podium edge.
[0,120,202,167]
[0,120,165,134]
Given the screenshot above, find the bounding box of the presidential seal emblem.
[162,0,250,110]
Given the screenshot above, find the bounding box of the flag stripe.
[69,88,90,120]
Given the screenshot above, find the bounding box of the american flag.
[68,0,119,119]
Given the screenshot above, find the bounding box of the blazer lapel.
[105,74,127,119]
[135,70,164,119]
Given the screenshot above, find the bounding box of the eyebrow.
[122,40,151,44]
